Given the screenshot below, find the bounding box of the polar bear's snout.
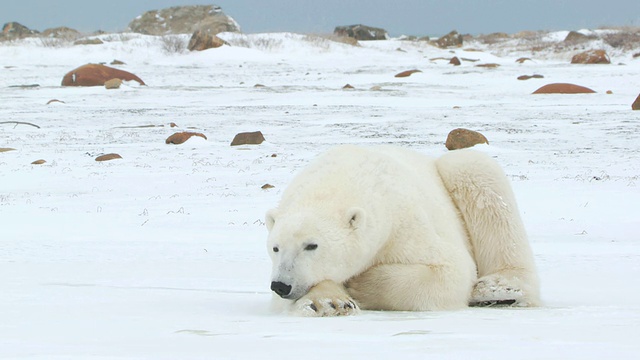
[271,281,292,298]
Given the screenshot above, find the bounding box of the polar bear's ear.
[265,209,277,231]
[346,207,365,230]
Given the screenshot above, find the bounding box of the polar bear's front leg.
[346,263,474,311]
[293,280,360,317]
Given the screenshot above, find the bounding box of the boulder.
[436,30,463,48]
[1,22,38,40]
[532,83,596,94]
[165,132,207,145]
[95,153,122,162]
[445,128,489,150]
[449,57,461,66]
[333,24,388,41]
[188,30,227,51]
[394,69,422,78]
[61,64,145,87]
[517,74,544,80]
[41,27,81,39]
[571,50,610,64]
[31,159,46,165]
[633,94,640,110]
[128,5,240,35]
[231,131,265,146]
[564,31,592,43]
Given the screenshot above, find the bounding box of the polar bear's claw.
[294,297,360,317]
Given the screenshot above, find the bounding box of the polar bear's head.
[265,207,368,300]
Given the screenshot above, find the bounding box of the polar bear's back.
[278,145,449,213]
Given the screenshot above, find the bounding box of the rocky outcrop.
[436,30,463,48]
[1,22,38,40]
[532,83,596,94]
[445,128,488,150]
[128,5,240,35]
[188,30,227,51]
[333,24,388,41]
[571,50,610,64]
[61,64,146,87]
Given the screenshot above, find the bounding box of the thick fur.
[266,145,540,316]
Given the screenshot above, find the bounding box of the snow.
[1,32,640,359]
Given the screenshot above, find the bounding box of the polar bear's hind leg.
[435,150,541,307]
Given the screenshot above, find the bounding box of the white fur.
[266,145,540,316]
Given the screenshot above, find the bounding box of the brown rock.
[606,90,613,94]
[110,59,126,65]
[0,148,16,152]
[187,30,227,51]
[445,128,489,150]
[261,184,275,189]
[632,94,640,110]
[46,99,65,105]
[532,83,596,94]
[571,50,610,64]
[2,22,38,39]
[518,74,544,80]
[516,57,532,64]
[334,24,388,41]
[62,64,145,87]
[165,132,208,145]
[633,52,640,58]
[31,159,46,165]
[449,57,461,66]
[104,78,123,89]
[476,63,500,68]
[128,5,240,35]
[254,84,266,88]
[342,84,355,89]
[394,69,422,78]
[231,131,265,146]
[95,153,122,161]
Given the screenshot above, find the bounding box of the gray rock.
[334,24,389,41]
[128,5,240,35]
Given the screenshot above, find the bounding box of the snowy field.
[1,32,639,359]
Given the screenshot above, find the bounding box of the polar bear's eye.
[304,244,318,251]
[272,246,279,253]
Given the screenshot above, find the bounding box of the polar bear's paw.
[294,296,360,317]
[292,281,360,317]
[470,274,525,307]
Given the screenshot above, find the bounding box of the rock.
[254,84,266,88]
[1,22,39,40]
[475,63,500,68]
[436,30,463,48]
[104,78,123,89]
[95,153,122,161]
[261,184,275,190]
[634,52,640,58]
[532,83,596,94]
[46,99,65,105]
[445,128,489,150]
[342,84,355,89]
[128,5,240,35]
[73,38,104,45]
[0,148,16,152]
[633,94,640,110]
[449,57,461,66]
[41,27,81,39]
[110,59,126,65]
[187,30,227,51]
[9,84,39,88]
[606,90,613,94]
[62,64,145,87]
[571,50,610,64]
[516,57,532,63]
[230,131,265,146]
[394,69,422,78]
[517,74,544,80]
[31,159,46,165]
[564,31,593,43]
[333,24,388,41]
[165,132,207,145]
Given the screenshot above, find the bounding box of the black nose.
[270,281,292,297]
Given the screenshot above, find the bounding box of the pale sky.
[3,0,639,36]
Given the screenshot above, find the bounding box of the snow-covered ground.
[1,32,639,359]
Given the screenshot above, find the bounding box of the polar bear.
[265,145,540,316]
